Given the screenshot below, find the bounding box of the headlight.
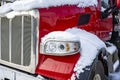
[40,40,80,56]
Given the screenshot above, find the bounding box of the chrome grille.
[0,10,39,73]
[0,16,32,66]
[0,13,39,72]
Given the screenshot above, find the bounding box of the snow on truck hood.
[0,0,97,14]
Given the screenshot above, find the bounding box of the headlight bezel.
[40,39,80,56]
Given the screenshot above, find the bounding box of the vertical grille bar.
[9,19,12,62]
[0,18,1,59]
[21,16,24,65]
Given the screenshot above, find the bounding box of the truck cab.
[0,0,120,80]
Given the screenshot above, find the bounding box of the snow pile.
[41,28,106,78]
[0,3,12,14]
[110,72,120,80]
[101,7,106,12]
[106,42,117,55]
[66,28,106,77]
[113,60,119,71]
[0,0,98,14]
[41,31,79,43]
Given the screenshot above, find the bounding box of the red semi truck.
[0,0,120,80]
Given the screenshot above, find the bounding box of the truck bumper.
[0,65,45,80]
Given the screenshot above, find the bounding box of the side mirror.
[116,0,120,9]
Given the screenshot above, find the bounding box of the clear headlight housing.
[40,40,80,56]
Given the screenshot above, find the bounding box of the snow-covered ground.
[109,60,120,80]
[110,71,120,80]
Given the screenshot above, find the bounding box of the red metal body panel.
[36,54,80,80]
[36,3,113,79]
[39,6,98,38]
[96,0,113,40]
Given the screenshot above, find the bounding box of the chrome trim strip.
[21,16,24,65]
[31,16,34,68]
[5,10,39,19]
[9,19,12,62]
[35,10,39,67]
[0,65,46,80]
[0,18,1,59]
[31,10,39,72]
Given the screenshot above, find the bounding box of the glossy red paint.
[39,5,98,38]
[116,0,120,9]
[36,53,80,80]
[36,2,113,80]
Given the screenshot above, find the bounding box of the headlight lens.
[40,40,80,56]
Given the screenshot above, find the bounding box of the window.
[77,14,90,26]
[101,0,110,11]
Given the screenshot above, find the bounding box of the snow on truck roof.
[0,0,98,14]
